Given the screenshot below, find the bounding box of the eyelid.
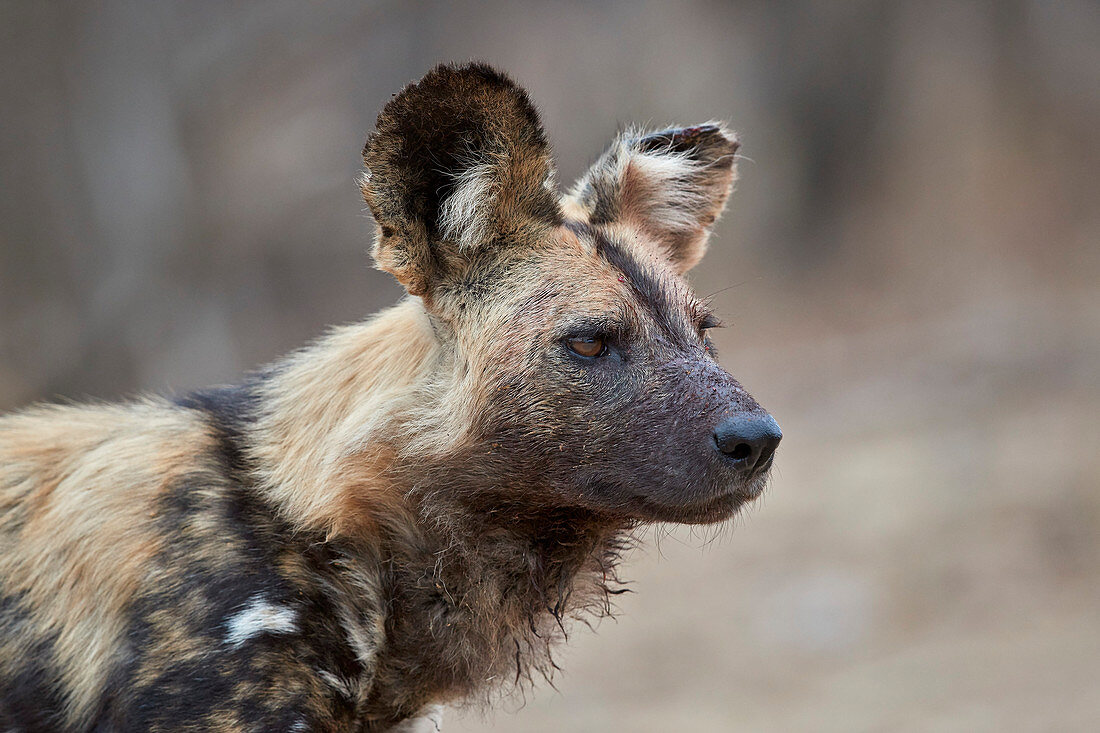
[558,318,626,342]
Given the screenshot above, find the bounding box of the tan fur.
[0,402,217,726]
[241,227,632,539]
[247,301,441,538]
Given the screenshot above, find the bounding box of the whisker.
[704,281,751,300]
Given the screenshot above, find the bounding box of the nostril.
[728,443,753,462]
[753,445,777,472]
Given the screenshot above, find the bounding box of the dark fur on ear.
[361,63,562,297]
[565,124,740,273]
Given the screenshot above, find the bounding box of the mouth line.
[581,465,773,524]
[624,486,756,524]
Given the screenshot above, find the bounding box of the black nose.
[714,413,782,474]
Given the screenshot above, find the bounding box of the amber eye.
[566,336,607,358]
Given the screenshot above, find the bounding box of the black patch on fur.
[175,376,265,474]
[109,472,366,730]
[0,593,68,732]
[583,176,622,227]
[565,220,689,345]
[363,62,560,237]
[634,124,739,164]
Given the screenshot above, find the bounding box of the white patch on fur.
[439,161,496,249]
[224,594,298,648]
[317,668,356,699]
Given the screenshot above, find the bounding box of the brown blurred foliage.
[1,2,1098,730]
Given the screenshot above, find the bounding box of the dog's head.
[362,63,779,524]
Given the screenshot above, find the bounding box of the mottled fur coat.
[0,63,779,731]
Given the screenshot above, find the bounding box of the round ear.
[564,124,740,274]
[361,63,561,297]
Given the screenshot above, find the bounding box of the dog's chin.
[614,475,769,525]
[629,490,747,525]
[577,469,771,525]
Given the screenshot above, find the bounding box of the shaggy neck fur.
[244,299,632,720]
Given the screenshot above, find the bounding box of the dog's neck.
[359,494,631,721]
[245,299,443,538]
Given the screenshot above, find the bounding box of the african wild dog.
[0,63,780,731]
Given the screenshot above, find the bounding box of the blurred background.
[2,1,1098,730]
